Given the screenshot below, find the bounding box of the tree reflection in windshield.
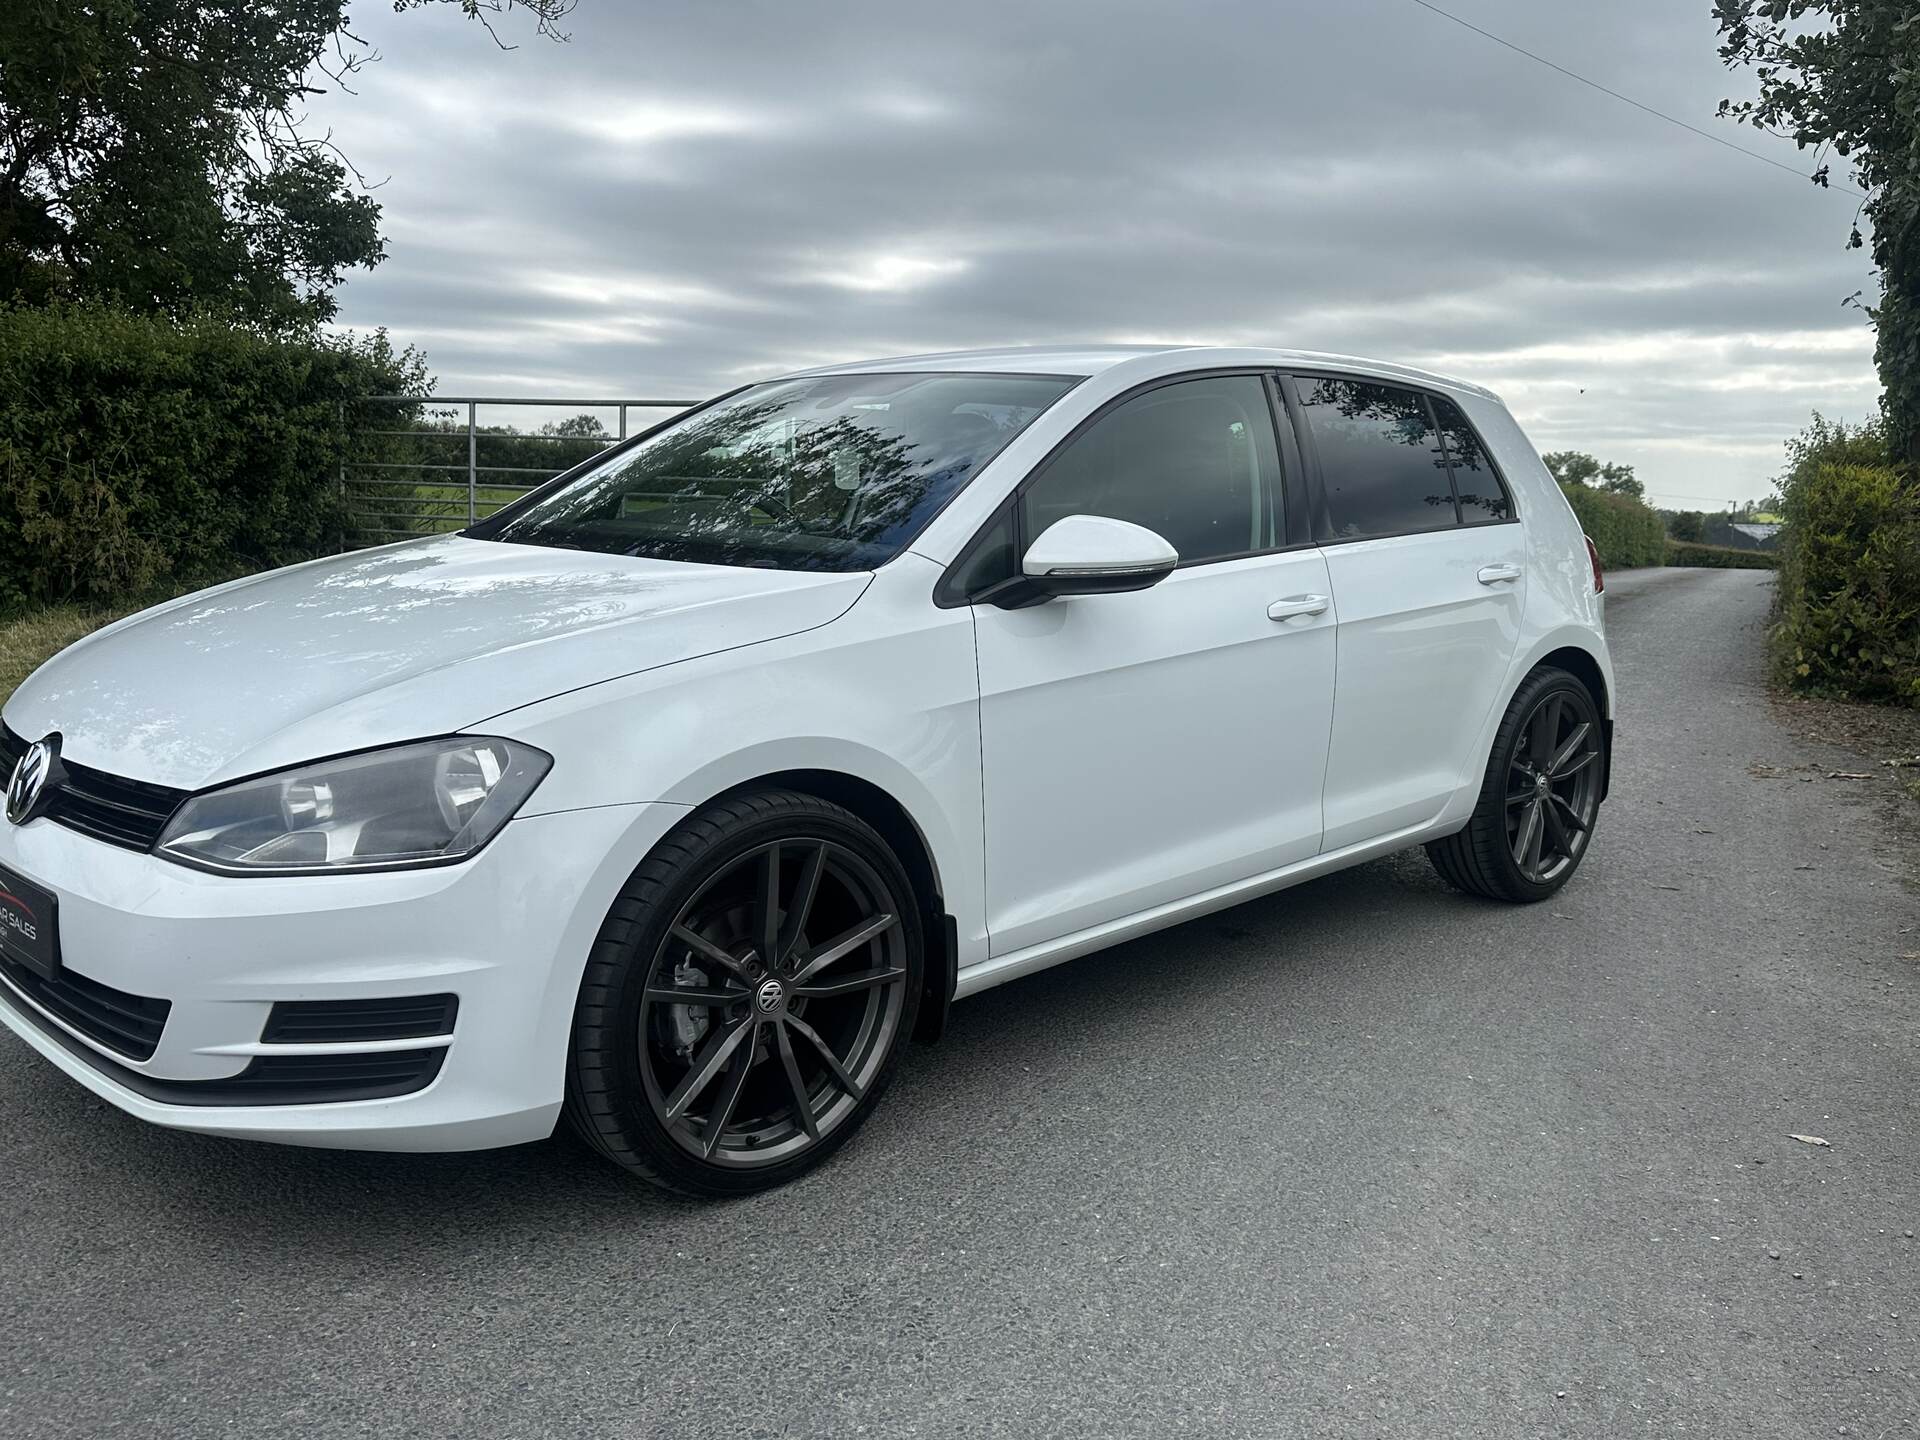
[477,372,1079,571]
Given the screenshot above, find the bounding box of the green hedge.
[1665,541,1778,570]
[1558,483,1666,568]
[1774,459,1920,707]
[0,302,425,611]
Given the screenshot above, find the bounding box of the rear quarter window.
[1430,393,1513,523]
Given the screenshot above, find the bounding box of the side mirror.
[983,514,1178,608]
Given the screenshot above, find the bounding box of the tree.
[1541,450,1643,499]
[0,0,574,329]
[1598,469,1644,501]
[541,414,611,440]
[1715,1,1920,462]
[1669,510,1706,543]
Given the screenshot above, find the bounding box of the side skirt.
[953,819,1446,1001]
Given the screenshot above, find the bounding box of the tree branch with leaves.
[1542,450,1645,500]
[1715,0,1920,463]
[0,0,574,329]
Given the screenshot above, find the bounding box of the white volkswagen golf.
[0,346,1612,1195]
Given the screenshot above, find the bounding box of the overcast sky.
[314,0,1882,510]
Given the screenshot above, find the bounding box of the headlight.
[155,737,552,876]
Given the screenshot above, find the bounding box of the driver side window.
[942,373,1287,603]
[1020,374,1283,567]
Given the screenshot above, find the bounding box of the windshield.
[473,371,1081,571]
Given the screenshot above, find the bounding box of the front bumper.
[0,800,685,1151]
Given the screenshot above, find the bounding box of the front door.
[967,373,1337,956]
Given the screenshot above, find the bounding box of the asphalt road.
[3,567,1916,1439]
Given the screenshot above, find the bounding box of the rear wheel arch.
[1537,644,1608,716]
[1535,645,1611,800]
[1428,662,1605,902]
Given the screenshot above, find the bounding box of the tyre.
[1426,666,1604,903]
[565,789,922,1196]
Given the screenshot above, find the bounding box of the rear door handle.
[1477,564,1523,585]
[1267,594,1330,622]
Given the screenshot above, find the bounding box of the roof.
[783,344,1499,400]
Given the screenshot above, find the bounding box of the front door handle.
[1267,594,1330,622]
[1477,564,1523,585]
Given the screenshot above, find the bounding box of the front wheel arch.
[708,769,955,1045]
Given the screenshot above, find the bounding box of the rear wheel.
[1426,666,1603,902]
[565,790,921,1196]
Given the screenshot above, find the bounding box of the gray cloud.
[315,0,1881,507]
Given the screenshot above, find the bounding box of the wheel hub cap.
[754,977,788,1017]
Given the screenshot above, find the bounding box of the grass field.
[1,605,117,708]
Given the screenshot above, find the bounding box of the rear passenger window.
[1295,378,1458,539]
[1431,394,1512,523]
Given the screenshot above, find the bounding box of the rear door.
[959,372,1337,956]
[1285,375,1528,852]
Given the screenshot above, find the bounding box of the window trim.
[934,367,1313,608]
[1282,370,1519,547]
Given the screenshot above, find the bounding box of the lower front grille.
[0,955,170,1061]
[212,1048,448,1104]
[262,994,458,1044]
[0,976,445,1106]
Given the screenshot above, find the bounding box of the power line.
[1401,0,1868,201]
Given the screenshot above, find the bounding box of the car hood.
[3,536,871,790]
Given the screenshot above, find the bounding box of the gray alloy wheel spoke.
[790,913,899,985]
[1512,796,1539,865]
[785,1013,865,1102]
[1550,791,1589,835]
[775,843,827,965]
[644,983,739,1007]
[1540,792,1573,856]
[1552,748,1598,781]
[670,924,756,983]
[794,965,905,999]
[662,1016,755,1123]
[1504,786,1535,808]
[1531,696,1562,766]
[757,844,782,970]
[1514,799,1543,875]
[772,1020,820,1140]
[701,1033,759,1159]
[1548,721,1592,776]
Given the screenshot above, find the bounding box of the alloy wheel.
[637,838,908,1169]
[1506,688,1602,885]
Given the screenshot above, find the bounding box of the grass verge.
[1769,690,1920,889]
[1,606,120,709]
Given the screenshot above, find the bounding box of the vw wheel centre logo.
[6,736,58,827]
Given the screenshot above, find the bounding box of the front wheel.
[1426,666,1604,902]
[565,790,922,1196]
